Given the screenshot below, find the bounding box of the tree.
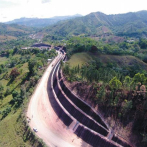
[109,77,122,90]
[123,76,132,89]
[0,83,4,101]
[143,55,147,63]
[28,59,37,75]
[13,47,18,55]
[139,38,147,49]
[2,107,11,118]
[63,64,70,75]
[133,73,145,85]
[96,85,105,104]
[5,87,11,96]
[20,85,26,99]
[12,90,19,98]
[9,68,20,80]
[90,45,98,53]
[0,67,2,74]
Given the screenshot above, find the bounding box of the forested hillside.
[43,10,147,40]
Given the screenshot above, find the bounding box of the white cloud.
[42,0,51,3]
[0,0,147,22]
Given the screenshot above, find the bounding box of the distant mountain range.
[6,14,82,28]
[42,10,147,39]
[1,11,147,43]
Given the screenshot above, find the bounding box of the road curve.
[27,53,87,147]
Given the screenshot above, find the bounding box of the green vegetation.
[67,53,93,67]
[0,23,35,43]
[42,10,147,41]
[62,38,147,146]
[0,47,57,146]
[1,9,147,147]
[65,36,147,64]
[0,37,37,50]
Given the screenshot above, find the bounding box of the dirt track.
[27,53,87,147]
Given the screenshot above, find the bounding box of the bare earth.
[27,54,88,147]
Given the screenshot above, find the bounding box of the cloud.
[0,0,147,22]
[42,0,51,3]
[0,0,17,8]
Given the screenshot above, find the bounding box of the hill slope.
[68,52,147,70]
[43,10,147,38]
[0,23,33,42]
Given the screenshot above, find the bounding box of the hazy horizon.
[0,0,147,22]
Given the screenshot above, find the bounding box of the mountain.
[42,10,147,39]
[0,23,34,42]
[6,14,82,28]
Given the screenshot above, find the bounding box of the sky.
[0,0,147,22]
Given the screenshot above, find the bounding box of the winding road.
[27,50,131,147]
[27,52,87,147]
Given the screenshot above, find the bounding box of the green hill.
[43,10,147,39]
[0,23,33,42]
[65,52,147,146]
[68,52,147,70]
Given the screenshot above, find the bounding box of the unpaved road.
[27,53,87,147]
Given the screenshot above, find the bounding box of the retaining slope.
[49,59,122,147]
[54,64,108,136]
[59,68,108,129]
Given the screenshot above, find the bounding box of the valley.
[0,9,147,147]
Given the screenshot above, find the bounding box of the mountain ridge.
[42,10,147,39]
[5,14,82,28]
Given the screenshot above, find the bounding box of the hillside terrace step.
[58,58,133,147]
[54,65,109,136]
[49,57,123,147]
[58,68,108,130]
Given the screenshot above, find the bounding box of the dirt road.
[27,53,86,147]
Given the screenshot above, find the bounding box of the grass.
[67,52,93,67]
[97,54,147,69]
[0,35,17,42]
[68,52,147,70]
[0,57,9,64]
[0,108,32,147]
[0,61,29,93]
[0,59,31,147]
[0,54,21,65]
[0,52,52,147]
[0,95,12,109]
